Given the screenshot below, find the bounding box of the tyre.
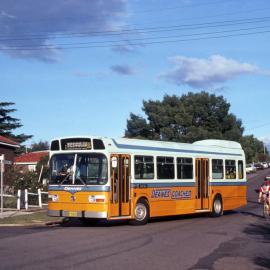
[210,195,223,217]
[129,199,149,225]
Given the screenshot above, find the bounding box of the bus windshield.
[50,153,108,185]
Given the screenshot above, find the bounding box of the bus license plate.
[68,211,78,217]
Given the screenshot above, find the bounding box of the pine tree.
[0,102,32,143]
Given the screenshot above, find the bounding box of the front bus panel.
[48,187,110,219]
[48,145,110,219]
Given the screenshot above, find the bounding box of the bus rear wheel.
[211,195,223,217]
[130,199,149,225]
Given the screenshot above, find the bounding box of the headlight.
[48,194,59,202]
[88,195,105,203]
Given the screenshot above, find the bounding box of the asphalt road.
[0,170,269,270]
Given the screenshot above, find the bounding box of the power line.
[1,15,270,41]
[130,7,270,29]
[4,25,270,48]
[1,28,269,51]
[245,122,270,131]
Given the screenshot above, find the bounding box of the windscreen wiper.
[76,177,86,185]
[59,172,72,185]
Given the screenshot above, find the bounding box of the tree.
[125,91,244,143]
[0,102,32,143]
[240,135,268,163]
[126,113,153,139]
[29,140,49,152]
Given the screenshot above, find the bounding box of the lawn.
[0,210,62,225]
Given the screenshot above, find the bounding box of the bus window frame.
[176,157,194,180]
[134,155,155,180]
[156,156,175,180]
[237,159,244,180]
[211,158,224,180]
[225,159,236,180]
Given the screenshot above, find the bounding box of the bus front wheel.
[211,195,223,217]
[130,199,149,225]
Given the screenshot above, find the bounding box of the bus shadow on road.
[235,200,266,219]
[58,214,207,228]
[58,211,240,228]
[60,218,129,227]
[239,211,265,219]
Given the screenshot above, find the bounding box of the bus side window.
[177,157,193,179]
[238,160,244,179]
[225,160,236,179]
[157,156,175,180]
[134,156,154,179]
[212,159,224,179]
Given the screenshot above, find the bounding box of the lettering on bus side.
[171,190,191,200]
[151,189,171,198]
[151,189,192,200]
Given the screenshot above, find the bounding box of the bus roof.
[50,136,244,158]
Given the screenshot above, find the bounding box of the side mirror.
[111,157,118,168]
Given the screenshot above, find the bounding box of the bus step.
[195,209,210,213]
[109,216,132,220]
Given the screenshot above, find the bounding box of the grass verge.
[0,211,62,225]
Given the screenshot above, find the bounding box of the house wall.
[0,145,17,188]
[0,145,16,163]
[15,164,37,173]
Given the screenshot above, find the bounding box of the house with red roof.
[14,151,49,172]
[0,135,20,167]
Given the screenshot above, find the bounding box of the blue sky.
[1,0,270,147]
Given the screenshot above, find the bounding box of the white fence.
[2,189,48,210]
[23,189,48,210]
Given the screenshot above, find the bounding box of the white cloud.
[0,0,127,62]
[161,54,259,88]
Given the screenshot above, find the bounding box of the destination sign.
[61,138,92,150]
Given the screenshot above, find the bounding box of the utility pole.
[0,154,4,216]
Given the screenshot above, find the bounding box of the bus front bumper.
[48,210,107,218]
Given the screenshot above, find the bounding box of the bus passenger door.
[109,154,131,217]
[195,159,209,210]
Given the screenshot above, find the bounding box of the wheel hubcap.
[214,200,221,214]
[135,203,147,221]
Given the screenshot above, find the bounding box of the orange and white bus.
[48,136,246,225]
